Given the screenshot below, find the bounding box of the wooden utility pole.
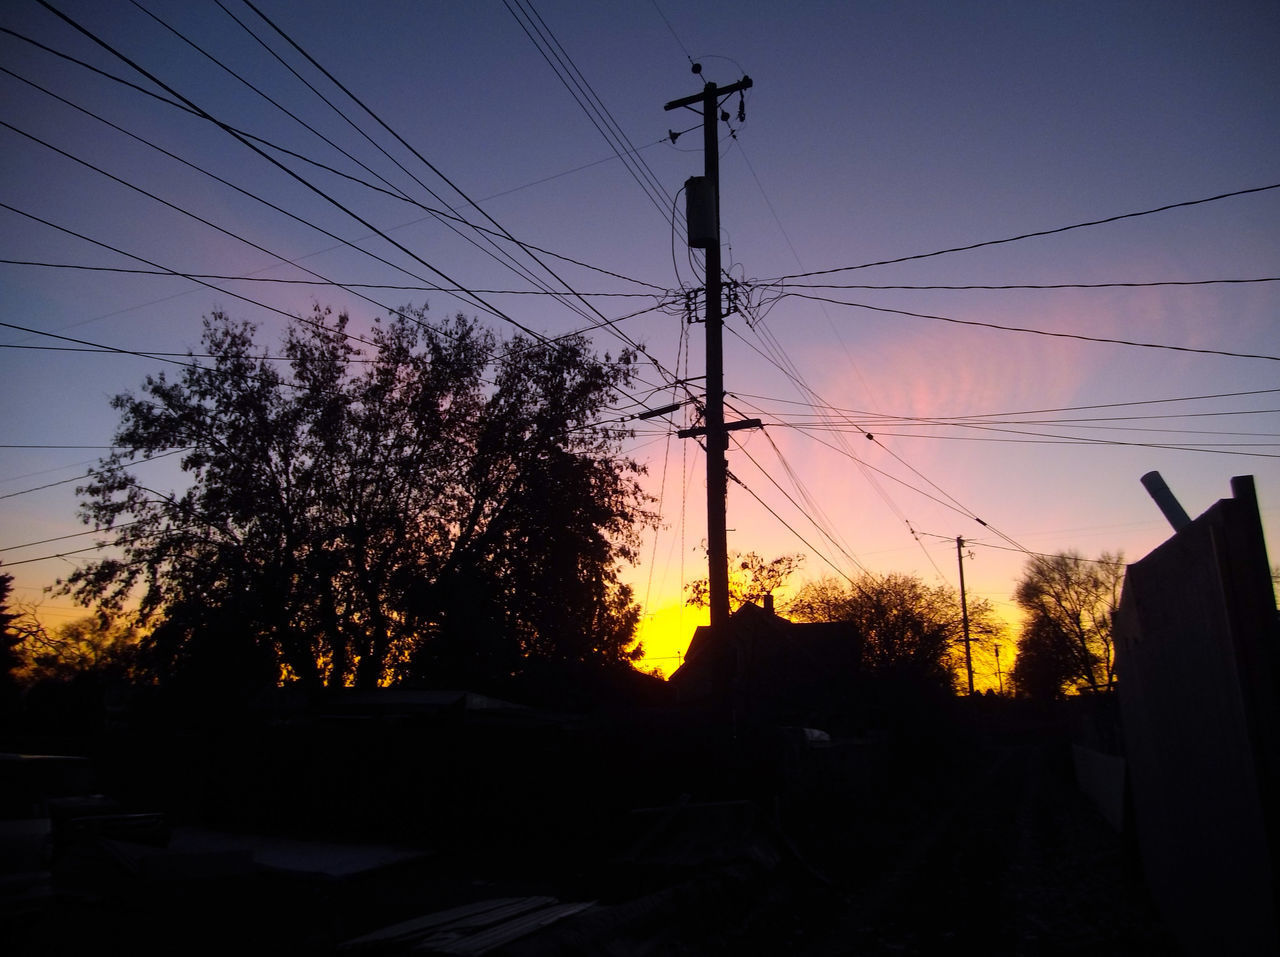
[956,536,975,694]
[666,73,753,633]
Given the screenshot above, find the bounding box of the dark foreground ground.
[2,703,1172,956]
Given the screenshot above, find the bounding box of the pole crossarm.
[664,76,753,113]
[677,418,762,440]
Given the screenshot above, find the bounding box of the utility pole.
[956,536,974,694]
[666,71,753,633]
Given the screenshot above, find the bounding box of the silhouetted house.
[668,600,861,727]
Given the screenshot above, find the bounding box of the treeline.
[1,305,1133,713]
[13,305,653,699]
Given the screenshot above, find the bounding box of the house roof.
[669,603,860,704]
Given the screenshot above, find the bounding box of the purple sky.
[2,0,1277,680]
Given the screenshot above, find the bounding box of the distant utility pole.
[956,536,975,694]
[665,70,754,633]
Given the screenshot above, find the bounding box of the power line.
[0,115,463,339]
[140,0,605,326]
[724,469,862,594]
[233,0,689,390]
[229,2,584,327]
[129,0,416,205]
[765,182,1280,281]
[725,319,949,553]
[0,315,266,376]
[758,407,1279,433]
[782,293,1280,362]
[0,520,146,554]
[648,0,697,66]
[474,136,671,213]
[1,28,671,294]
[0,447,190,502]
[2,53,665,298]
[209,0,425,200]
[730,386,1280,422]
[781,421,1280,459]
[0,544,116,568]
[18,1,692,429]
[729,428,872,579]
[0,259,662,297]
[766,277,1280,291]
[968,540,1129,566]
[0,203,398,361]
[0,343,367,363]
[0,34,422,207]
[35,0,552,341]
[771,420,1280,442]
[502,0,677,230]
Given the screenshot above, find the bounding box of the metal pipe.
[1140,471,1192,531]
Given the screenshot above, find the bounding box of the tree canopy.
[0,568,21,707]
[1011,551,1124,697]
[9,612,139,687]
[786,572,1000,695]
[63,306,653,691]
[684,550,804,611]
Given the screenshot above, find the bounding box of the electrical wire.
[130,0,415,205]
[234,0,691,394]
[779,293,1280,362]
[764,182,1280,282]
[502,0,678,231]
[769,277,1280,291]
[0,520,147,554]
[0,54,668,293]
[36,0,558,342]
[16,1,690,426]
[730,386,1280,423]
[0,259,662,298]
[649,0,697,67]
[725,317,931,547]
[729,426,873,580]
[119,2,615,334]
[0,32,426,206]
[792,426,1280,459]
[723,468,863,593]
[0,448,190,502]
[0,115,473,340]
[0,202,390,356]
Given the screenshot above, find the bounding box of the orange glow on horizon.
[633,592,1022,692]
[634,600,706,678]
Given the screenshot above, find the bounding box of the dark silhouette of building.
[1114,475,1280,954]
[668,600,861,730]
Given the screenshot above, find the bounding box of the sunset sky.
[2,0,1277,684]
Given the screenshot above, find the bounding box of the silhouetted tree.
[0,568,21,708]
[685,550,804,611]
[787,573,999,694]
[1009,613,1079,699]
[1012,551,1124,695]
[63,306,652,691]
[12,613,139,685]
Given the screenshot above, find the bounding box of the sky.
[2,0,1277,684]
